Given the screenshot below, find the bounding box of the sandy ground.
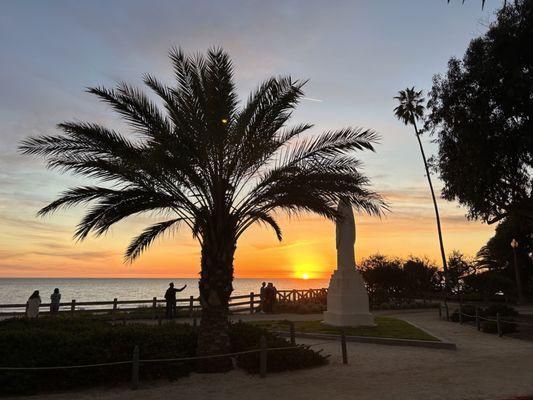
[7,310,533,400]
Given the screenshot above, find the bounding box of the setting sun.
[302,273,310,280]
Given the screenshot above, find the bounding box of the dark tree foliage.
[360,254,440,304]
[360,255,405,305]
[427,0,533,224]
[475,215,533,295]
[19,48,386,367]
[463,270,516,301]
[403,257,439,300]
[442,251,476,294]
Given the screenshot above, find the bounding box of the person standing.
[257,282,266,313]
[50,288,61,317]
[26,290,41,319]
[164,282,187,319]
[271,283,278,313]
[264,283,274,314]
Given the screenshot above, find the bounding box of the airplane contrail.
[302,97,324,103]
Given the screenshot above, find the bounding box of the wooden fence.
[0,288,328,318]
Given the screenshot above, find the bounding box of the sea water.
[0,277,329,306]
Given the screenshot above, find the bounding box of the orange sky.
[0,1,500,279]
[0,184,494,279]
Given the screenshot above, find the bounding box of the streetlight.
[511,238,525,304]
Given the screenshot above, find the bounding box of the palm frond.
[20,47,387,262]
[238,211,282,241]
[126,218,183,261]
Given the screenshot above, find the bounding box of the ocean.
[0,278,329,306]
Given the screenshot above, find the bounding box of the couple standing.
[259,282,277,314]
[26,288,61,319]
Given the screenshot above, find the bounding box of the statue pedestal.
[323,268,375,327]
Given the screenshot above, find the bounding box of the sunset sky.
[0,1,501,279]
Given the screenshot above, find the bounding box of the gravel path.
[6,310,533,400]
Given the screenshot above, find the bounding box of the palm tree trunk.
[196,236,236,372]
[413,122,449,293]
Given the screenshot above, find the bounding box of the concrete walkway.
[10,310,533,400]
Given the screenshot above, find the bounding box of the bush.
[0,317,196,395]
[274,302,326,314]
[371,302,438,311]
[0,316,327,395]
[450,305,478,323]
[482,305,518,317]
[481,320,518,334]
[230,322,327,373]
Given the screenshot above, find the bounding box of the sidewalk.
[9,309,533,400]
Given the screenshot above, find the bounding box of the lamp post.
[511,239,524,304]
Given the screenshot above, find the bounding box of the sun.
[302,273,310,280]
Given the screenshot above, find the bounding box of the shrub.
[274,302,326,314]
[370,302,438,311]
[450,305,478,323]
[0,316,327,395]
[481,305,518,317]
[481,320,518,334]
[230,322,327,373]
[0,317,196,395]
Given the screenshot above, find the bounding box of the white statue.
[323,199,374,326]
[336,199,356,270]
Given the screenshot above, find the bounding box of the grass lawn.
[252,316,438,341]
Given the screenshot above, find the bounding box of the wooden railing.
[0,288,328,318]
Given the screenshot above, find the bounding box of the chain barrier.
[439,304,533,326]
[0,345,305,371]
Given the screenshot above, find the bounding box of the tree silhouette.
[427,0,533,225]
[394,87,449,291]
[20,48,386,369]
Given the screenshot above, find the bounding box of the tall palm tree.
[394,87,449,292]
[21,48,386,370]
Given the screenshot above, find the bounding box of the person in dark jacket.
[50,288,61,316]
[257,282,267,313]
[164,282,187,319]
[264,282,277,314]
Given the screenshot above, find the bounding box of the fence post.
[475,308,480,331]
[445,302,450,321]
[250,292,255,314]
[189,296,194,317]
[131,345,140,390]
[152,297,157,319]
[438,303,442,318]
[497,313,503,337]
[341,330,348,365]
[459,304,463,325]
[71,299,76,315]
[260,335,267,378]
[289,321,296,346]
[113,298,118,313]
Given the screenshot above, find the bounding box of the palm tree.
[21,48,386,370]
[394,87,449,292]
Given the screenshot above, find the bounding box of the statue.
[336,199,356,270]
[323,199,374,326]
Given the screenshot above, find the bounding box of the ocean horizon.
[0,277,330,306]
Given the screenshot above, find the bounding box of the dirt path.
[7,310,533,400]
